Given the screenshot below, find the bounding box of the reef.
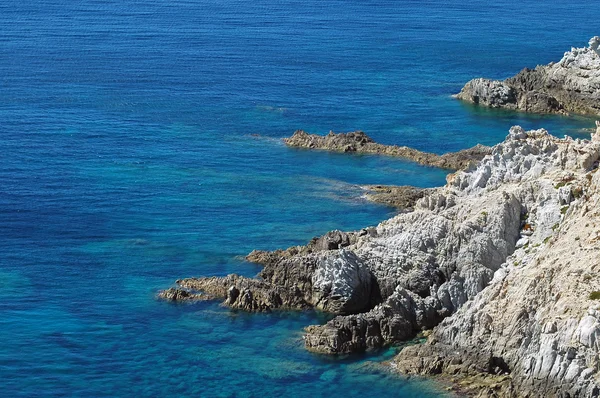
[456,37,600,116]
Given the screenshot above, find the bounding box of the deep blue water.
[1,1,598,396]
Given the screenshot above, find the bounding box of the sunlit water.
[0,0,597,396]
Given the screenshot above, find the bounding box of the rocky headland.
[391,122,600,398]
[284,130,491,170]
[456,37,600,116]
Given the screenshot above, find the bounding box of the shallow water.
[1,0,598,396]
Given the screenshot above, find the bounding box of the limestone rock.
[591,36,600,57]
[246,229,363,267]
[311,249,374,314]
[170,274,311,312]
[593,121,600,142]
[304,287,440,354]
[157,287,205,301]
[163,248,376,315]
[455,78,517,108]
[303,127,600,355]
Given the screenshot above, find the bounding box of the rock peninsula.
[361,185,434,209]
[456,37,600,116]
[284,130,491,170]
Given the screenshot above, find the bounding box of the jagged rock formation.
[394,162,600,397]
[284,130,491,170]
[303,126,600,358]
[159,244,378,315]
[456,37,600,116]
[161,274,311,312]
[591,37,600,57]
[246,229,367,268]
[158,287,206,302]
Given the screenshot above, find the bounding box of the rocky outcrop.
[392,133,600,397]
[304,286,439,354]
[303,126,600,355]
[172,274,311,312]
[245,229,367,268]
[159,246,377,315]
[394,183,600,396]
[456,37,600,116]
[284,130,491,170]
[157,287,206,302]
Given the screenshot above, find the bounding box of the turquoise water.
[1,1,598,396]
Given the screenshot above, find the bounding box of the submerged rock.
[284,130,491,170]
[456,37,600,116]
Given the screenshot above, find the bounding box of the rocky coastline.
[159,39,600,397]
[160,125,600,396]
[392,127,600,398]
[455,37,600,116]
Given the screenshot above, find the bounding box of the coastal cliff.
[456,37,600,116]
[303,126,600,357]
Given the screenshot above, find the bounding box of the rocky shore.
[159,123,600,396]
[455,37,600,116]
[284,130,491,170]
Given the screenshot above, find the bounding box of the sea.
[0,1,597,396]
